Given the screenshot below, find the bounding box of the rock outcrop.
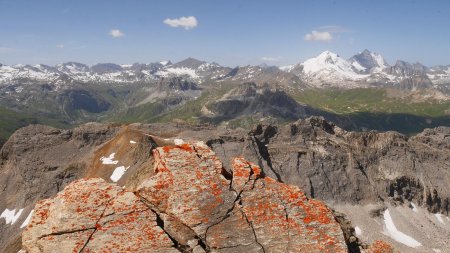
[207,117,450,215]
[1,118,448,252]
[22,142,352,252]
[0,123,119,252]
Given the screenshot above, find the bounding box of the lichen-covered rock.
[136,141,238,240]
[205,157,347,252]
[22,141,354,252]
[363,240,399,253]
[22,178,178,253]
[136,142,348,252]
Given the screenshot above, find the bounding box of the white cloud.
[261,56,281,62]
[109,29,124,38]
[56,44,65,48]
[304,25,350,42]
[163,16,198,30]
[304,30,333,41]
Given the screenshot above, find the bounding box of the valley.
[1,50,450,146]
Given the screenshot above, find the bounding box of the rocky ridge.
[1,50,450,91]
[1,119,449,252]
[23,141,355,252]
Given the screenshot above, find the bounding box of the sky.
[1,0,450,67]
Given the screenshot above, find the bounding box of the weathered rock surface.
[207,117,450,215]
[22,142,352,252]
[2,118,449,252]
[0,123,119,252]
[22,178,178,253]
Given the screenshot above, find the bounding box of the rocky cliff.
[1,119,449,252]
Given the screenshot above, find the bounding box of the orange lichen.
[368,240,398,253]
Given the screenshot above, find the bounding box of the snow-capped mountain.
[0,59,231,85]
[348,49,389,74]
[428,65,450,85]
[1,50,450,92]
[280,49,450,91]
[286,51,369,87]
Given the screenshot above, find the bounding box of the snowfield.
[1,208,24,225]
[20,210,34,228]
[110,166,130,182]
[100,153,119,165]
[383,209,422,248]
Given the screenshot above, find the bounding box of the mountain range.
[1,50,450,252]
[1,49,450,90]
[0,49,450,147]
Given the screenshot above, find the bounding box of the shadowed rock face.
[22,142,352,253]
[207,117,450,215]
[204,83,310,120]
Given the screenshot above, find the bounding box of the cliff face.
[1,119,448,252]
[22,142,351,252]
[208,117,450,214]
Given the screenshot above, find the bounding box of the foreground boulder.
[22,141,356,252]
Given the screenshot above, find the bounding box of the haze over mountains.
[1,49,450,148]
[1,49,450,90]
[1,50,450,253]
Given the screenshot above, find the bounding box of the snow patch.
[279,65,295,72]
[372,52,388,71]
[410,202,418,212]
[351,61,366,72]
[383,209,422,248]
[354,226,362,236]
[110,166,130,182]
[160,60,170,66]
[156,67,199,79]
[435,214,444,224]
[129,140,137,144]
[174,139,185,145]
[100,153,119,165]
[1,208,24,225]
[20,210,34,228]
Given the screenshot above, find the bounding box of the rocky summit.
[23,142,348,253]
[3,127,397,253]
[1,119,449,252]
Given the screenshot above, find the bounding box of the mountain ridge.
[1,50,450,89]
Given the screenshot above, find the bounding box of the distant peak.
[318,50,338,57]
[159,60,171,66]
[173,57,207,68]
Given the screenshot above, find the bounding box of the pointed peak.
[173,57,207,69]
[318,50,339,57]
[159,60,171,66]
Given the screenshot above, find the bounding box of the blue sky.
[1,0,450,67]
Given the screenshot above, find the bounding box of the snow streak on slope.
[383,209,422,248]
[20,210,34,228]
[1,208,24,225]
